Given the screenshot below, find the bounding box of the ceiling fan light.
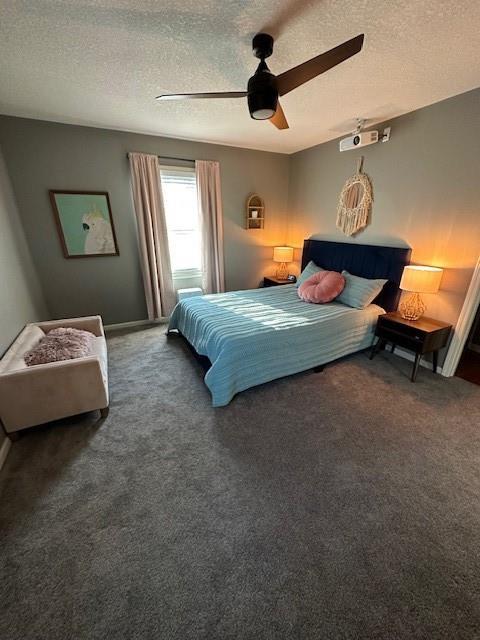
[247,88,278,121]
[251,108,276,120]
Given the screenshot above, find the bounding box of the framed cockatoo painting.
[49,190,119,258]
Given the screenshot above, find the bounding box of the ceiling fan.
[156,33,364,130]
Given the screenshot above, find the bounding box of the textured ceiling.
[1,0,479,153]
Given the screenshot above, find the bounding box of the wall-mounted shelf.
[246,194,264,229]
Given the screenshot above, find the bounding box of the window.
[159,166,201,277]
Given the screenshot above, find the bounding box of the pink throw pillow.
[297,270,345,304]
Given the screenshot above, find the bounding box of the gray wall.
[0,88,478,330]
[0,147,47,451]
[0,118,290,324]
[0,148,47,354]
[288,88,480,329]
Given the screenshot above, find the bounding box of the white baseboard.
[0,436,11,471]
[389,347,444,375]
[104,319,167,332]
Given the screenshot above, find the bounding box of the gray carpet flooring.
[1,325,480,640]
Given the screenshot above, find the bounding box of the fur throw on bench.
[24,327,95,366]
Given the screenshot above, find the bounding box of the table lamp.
[273,246,294,280]
[399,265,443,320]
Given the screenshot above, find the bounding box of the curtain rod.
[126,152,194,164]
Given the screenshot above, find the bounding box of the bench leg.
[100,407,109,420]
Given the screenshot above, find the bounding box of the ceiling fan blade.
[276,34,364,97]
[156,91,247,101]
[269,101,289,130]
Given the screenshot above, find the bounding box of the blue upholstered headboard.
[301,239,412,312]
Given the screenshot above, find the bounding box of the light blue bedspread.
[168,285,384,406]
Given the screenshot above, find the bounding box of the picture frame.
[49,190,119,258]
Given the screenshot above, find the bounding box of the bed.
[168,240,411,406]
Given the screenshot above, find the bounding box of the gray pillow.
[296,260,324,287]
[336,270,387,309]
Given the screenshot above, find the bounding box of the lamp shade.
[400,265,443,293]
[273,246,293,263]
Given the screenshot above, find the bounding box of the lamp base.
[399,292,426,321]
[276,262,288,280]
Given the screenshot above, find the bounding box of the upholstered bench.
[0,316,109,439]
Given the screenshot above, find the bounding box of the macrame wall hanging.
[336,156,373,236]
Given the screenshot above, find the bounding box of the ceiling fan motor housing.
[247,62,278,120]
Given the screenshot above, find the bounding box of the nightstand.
[369,311,452,382]
[263,276,294,287]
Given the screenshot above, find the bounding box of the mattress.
[168,284,384,406]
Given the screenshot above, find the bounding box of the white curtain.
[129,152,176,319]
[195,160,225,294]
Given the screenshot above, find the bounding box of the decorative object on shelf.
[336,156,373,236]
[49,190,119,258]
[399,265,443,320]
[273,246,294,280]
[246,194,265,229]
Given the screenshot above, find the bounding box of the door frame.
[442,256,480,377]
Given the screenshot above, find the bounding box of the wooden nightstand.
[369,311,452,382]
[263,276,295,287]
